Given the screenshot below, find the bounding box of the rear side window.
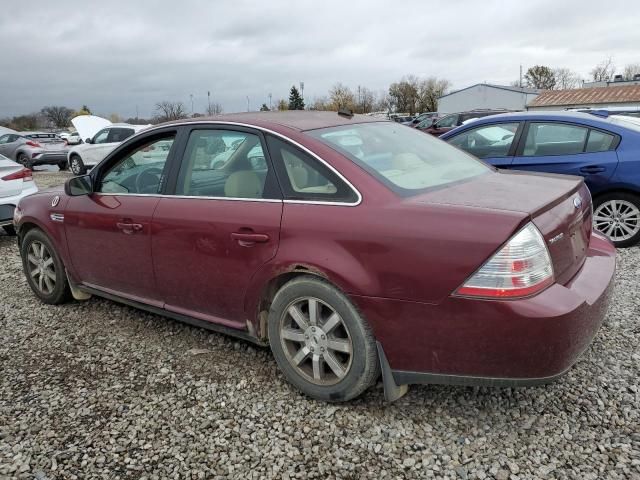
[266,135,357,203]
[585,130,616,152]
[175,129,279,200]
[523,123,588,156]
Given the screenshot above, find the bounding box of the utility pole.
[135,105,139,122]
[268,93,272,110]
[519,65,523,88]
[207,91,211,114]
[190,94,194,115]
[246,96,250,112]
[300,82,304,107]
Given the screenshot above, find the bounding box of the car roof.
[155,111,387,132]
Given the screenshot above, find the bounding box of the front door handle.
[580,165,606,174]
[231,232,270,246]
[116,222,143,234]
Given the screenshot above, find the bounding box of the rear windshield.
[307,122,491,196]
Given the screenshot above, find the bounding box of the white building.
[437,83,541,114]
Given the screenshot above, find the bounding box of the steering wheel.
[135,167,163,193]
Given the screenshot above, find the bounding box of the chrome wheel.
[594,199,640,242]
[27,240,56,294]
[279,297,353,386]
[70,156,82,175]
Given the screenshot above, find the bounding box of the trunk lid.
[411,169,592,285]
[0,159,25,197]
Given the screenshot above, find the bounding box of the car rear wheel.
[20,229,71,304]
[268,275,379,402]
[70,155,86,175]
[18,153,32,169]
[593,193,640,248]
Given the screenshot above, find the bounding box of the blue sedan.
[441,111,640,247]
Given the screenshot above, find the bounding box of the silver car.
[0,153,38,235]
[0,132,69,170]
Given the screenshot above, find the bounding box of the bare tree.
[591,57,616,82]
[276,99,288,111]
[388,75,420,114]
[353,86,376,114]
[623,63,640,80]
[310,96,330,111]
[205,102,223,115]
[154,101,188,122]
[41,106,74,128]
[417,77,451,112]
[329,82,355,111]
[553,68,582,90]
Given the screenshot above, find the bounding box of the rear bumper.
[353,233,616,386]
[0,185,38,224]
[32,152,68,165]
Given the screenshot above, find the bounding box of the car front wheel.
[20,229,71,304]
[593,193,640,248]
[70,155,86,175]
[268,275,379,402]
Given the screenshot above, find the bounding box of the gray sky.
[1,0,638,118]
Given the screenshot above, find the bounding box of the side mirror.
[65,175,93,196]
[85,138,92,144]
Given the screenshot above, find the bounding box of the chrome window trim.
[124,120,363,206]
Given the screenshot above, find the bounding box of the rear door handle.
[231,232,270,246]
[116,222,143,234]
[580,165,606,174]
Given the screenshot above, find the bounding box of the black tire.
[58,161,68,171]
[20,228,72,304]
[593,192,640,248]
[2,225,16,236]
[70,155,86,175]
[18,153,33,169]
[268,275,379,402]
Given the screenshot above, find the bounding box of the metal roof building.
[527,84,640,111]
[437,83,541,114]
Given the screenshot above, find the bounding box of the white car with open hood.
[67,115,150,175]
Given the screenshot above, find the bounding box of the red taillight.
[1,168,33,182]
[455,223,554,299]
[26,140,42,148]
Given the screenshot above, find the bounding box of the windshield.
[308,122,491,196]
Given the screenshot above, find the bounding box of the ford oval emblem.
[573,197,582,209]
[51,195,60,207]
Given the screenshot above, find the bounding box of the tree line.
[518,58,640,90]
[3,58,639,131]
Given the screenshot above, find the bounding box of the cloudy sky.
[1,0,638,118]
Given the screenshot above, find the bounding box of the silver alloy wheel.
[594,199,640,242]
[279,297,353,386]
[27,240,56,295]
[71,157,81,175]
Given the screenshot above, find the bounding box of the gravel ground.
[1,171,639,479]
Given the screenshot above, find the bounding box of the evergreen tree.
[288,86,305,110]
[260,103,270,111]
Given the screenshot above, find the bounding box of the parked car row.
[13,111,616,403]
[440,111,640,247]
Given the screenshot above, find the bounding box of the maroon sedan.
[14,111,615,402]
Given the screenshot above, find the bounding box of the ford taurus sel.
[14,111,615,402]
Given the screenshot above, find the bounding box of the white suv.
[0,153,38,235]
[67,125,148,175]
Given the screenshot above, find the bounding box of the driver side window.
[93,129,110,144]
[98,135,175,194]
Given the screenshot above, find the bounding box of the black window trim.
[514,120,621,157]
[90,121,363,206]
